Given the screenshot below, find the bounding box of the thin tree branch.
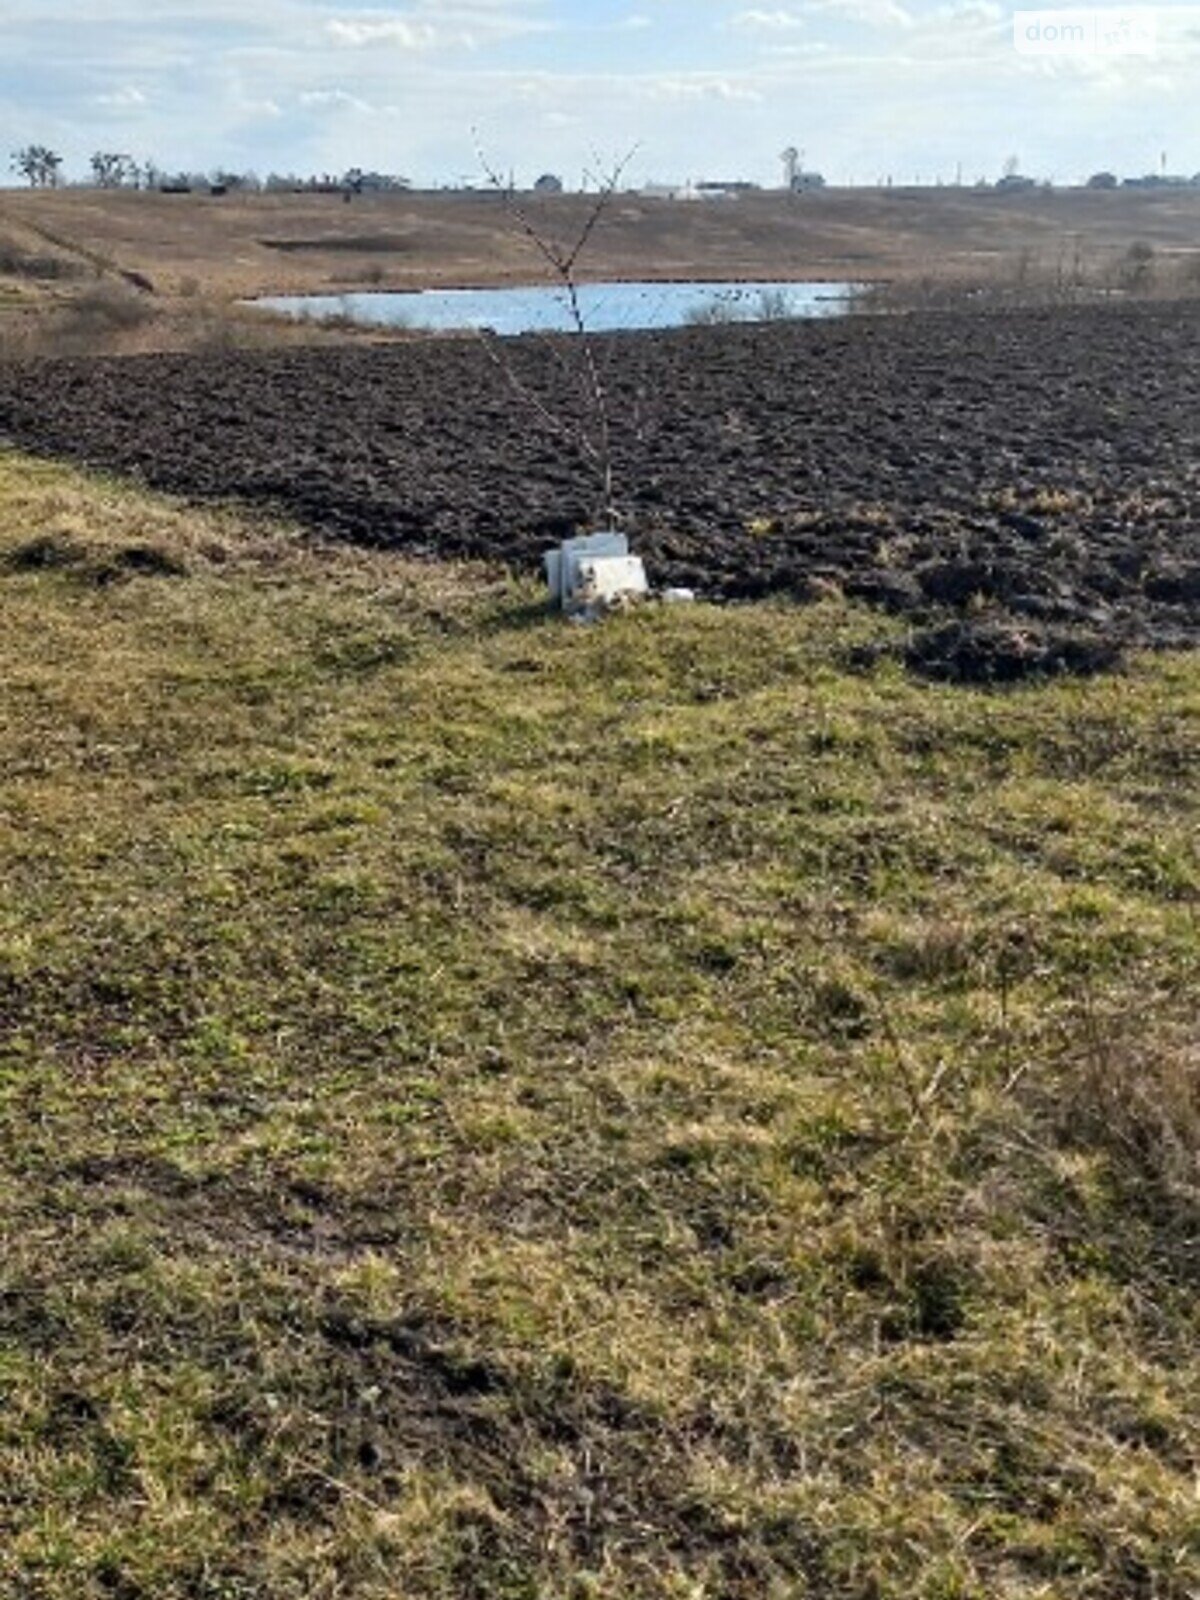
[473,329,601,465]
[473,137,639,527]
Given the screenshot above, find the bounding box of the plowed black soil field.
[2,302,1199,678]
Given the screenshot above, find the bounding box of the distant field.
[1,450,1198,1599]
[2,184,1200,300]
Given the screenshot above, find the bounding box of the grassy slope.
[7,187,1200,299]
[0,451,1197,1599]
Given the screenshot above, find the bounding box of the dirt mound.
[904,620,1126,683]
[1,301,1198,668]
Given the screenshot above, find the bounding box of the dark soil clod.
[5,533,85,571]
[111,543,188,577]
[905,619,1126,683]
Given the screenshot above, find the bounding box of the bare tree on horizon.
[11,145,63,188]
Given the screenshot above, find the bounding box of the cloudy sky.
[2,0,1198,188]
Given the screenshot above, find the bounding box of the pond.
[254,279,861,337]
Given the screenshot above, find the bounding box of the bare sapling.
[474,144,638,530]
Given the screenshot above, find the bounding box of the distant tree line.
[90,152,162,189]
[8,146,410,196]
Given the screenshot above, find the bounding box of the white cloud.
[727,10,808,34]
[299,87,372,111]
[324,3,552,53]
[802,0,915,29]
[325,18,442,49]
[643,74,764,102]
[92,86,147,107]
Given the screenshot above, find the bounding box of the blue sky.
[2,1,1198,187]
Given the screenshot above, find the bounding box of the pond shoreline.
[249,279,863,336]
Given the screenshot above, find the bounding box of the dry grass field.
[1,450,1198,1598]
[1,184,1200,354]
[4,184,1200,295]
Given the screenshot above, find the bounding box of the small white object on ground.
[544,534,691,617]
[573,554,649,612]
[544,532,629,609]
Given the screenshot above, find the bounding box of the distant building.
[995,173,1038,192]
[1086,171,1119,190]
[344,170,409,194]
[789,170,827,193]
[640,181,701,202]
[1122,173,1194,189]
[533,173,564,194]
[695,180,761,199]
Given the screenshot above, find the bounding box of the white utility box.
[544,532,629,609]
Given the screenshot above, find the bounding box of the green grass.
[0,449,1197,1600]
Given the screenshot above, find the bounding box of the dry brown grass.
[853,237,1200,313]
[5,184,1200,302]
[1060,1006,1199,1230]
[0,283,400,358]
